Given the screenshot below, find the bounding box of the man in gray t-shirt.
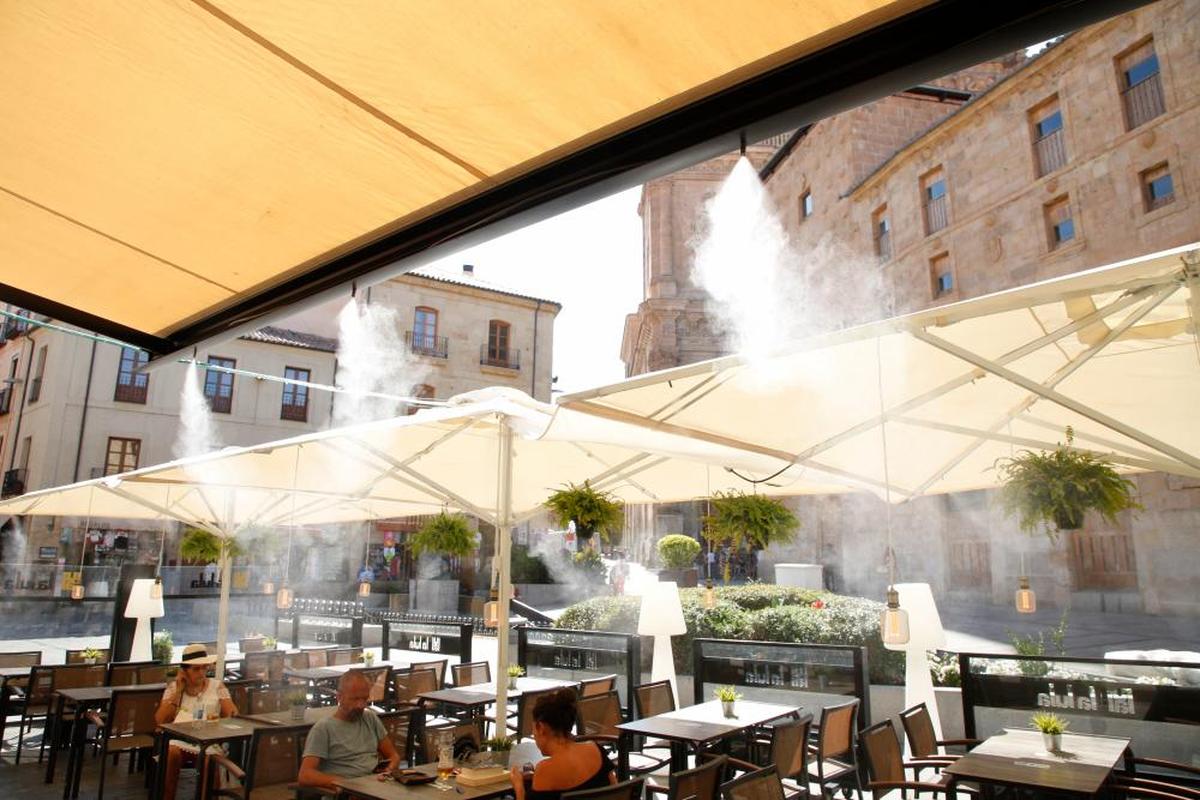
[298,671,400,792]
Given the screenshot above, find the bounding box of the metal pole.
[494,417,514,712]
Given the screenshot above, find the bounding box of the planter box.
[774,564,824,589]
[659,568,699,588]
[411,579,459,613]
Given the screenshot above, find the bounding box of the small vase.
[1043,732,1061,752]
[508,676,519,690]
[84,657,96,666]
[291,704,306,722]
[721,700,735,718]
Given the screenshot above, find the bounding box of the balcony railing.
[2,469,27,498]
[924,194,948,235]
[114,380,148,404]
[2,316,31,340]
[280,401,309,422]
[0,387,10,415]
[405,331,448,359]
[875,230,892,262]
[207,393,232,414]
[480,344,520,370]
[1033,127,1067,176]
[1122,73,1165,130]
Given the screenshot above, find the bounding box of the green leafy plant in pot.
[180,528,245,582]
[544,481,623,549]
[285,688,309,721]
[409,512,477,577]
[81,646,104,665]
[152,631,174,665]
[703,491,799,583]
[656,534,701,588]
[995,427,1141,539]
[714,685,742,718]
[483,735,515,767]
[1030,711,1068,752]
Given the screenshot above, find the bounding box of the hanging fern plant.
[180,528,244,563]
[409,512,477,559]
[995,427,1141,538]
[543,481,624,542]
[703,491,799,552]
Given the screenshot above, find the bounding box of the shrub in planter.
[152,630,174,665]
[714,583,827,610]
[512,545,553,584]
[657,534,700,587]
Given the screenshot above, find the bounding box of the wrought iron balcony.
[480,344,520,370]
[1122,73,1165,130]
[1033,127,1067,176]
[924,194,948,235]
[280,401,309,422]
[2,468,27,498]
[405,330,448,359]
[114,380,148,404]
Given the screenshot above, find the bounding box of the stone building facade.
[622,0,1200,616]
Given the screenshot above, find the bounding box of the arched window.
[485,320,511,366]
[407,383,435,415]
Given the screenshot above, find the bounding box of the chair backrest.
[244,724,309,792]
[412,658,448,689]
[634,680,675,719]
[223,678,259,715]
[721,766,786,800]
[580,674,617,698]
[242,651,272,683]
[136,664,171,685]
[861,719,905,787]
[107,660,155,687]
[516,687,561,740]
[239,637,266,653]
[899,703,938,759]
[65,648,111,665]
[305,648,331,668]
[577,690,623,738]
[816,699,858,759]
[25,665,57,710]
[395,667,438,705]
[770,715,812,782]
[670,753,726,800]
[355,666,390,704]
[283,651,309,672]
[328,648,354,666]
[266,650,286,684]
[104,687,161,747]
[563,777,645,800]
[378,706,424,766]
[452,661,490,686]
[54,662,108,691]
[423,721,481,764]
[248,686,289,714]
[0,650,41,668]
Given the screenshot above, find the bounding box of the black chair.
[576,689,670,776]
[898,702,979,770]
[378,706,425,766]
[1111,757,1200,800]
[649,753,727,800]
[807,700,860,799]
[721,715,812,799]
[209,723,310,798]
[452,661,491,687]
[633,680,675,718]
[722,765,787,800]
[860,719,962,798]
[86,686,161,800]
[564,777,646,800]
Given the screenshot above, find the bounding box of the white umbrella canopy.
[560,244,1200,501]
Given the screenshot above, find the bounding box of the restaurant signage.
[375,615,473,662]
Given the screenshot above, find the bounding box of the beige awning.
[0,1,1134,355]
[559,245,1200,500]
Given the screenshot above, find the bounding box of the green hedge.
[555,583,904,685]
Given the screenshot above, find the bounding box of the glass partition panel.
[518,627,640,709]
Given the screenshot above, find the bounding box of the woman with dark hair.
[509,688,616,800]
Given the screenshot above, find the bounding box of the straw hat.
[181,643,217,665]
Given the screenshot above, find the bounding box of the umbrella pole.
[495,417,514,716]
[216,548,232,677]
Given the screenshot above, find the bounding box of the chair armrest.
[646,785,668,796]
[1110,779,1199,800]
[936,738,981,748]
[209,752,245,782]
[575,734,619,744]
[1114,777,1200,799]
[1133,758,1200,778]
[868,780,951,795]
[906,757,957,766]
[699,752,757,774]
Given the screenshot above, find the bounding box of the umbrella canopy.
[0,1,1137,356]
[559,244,1200,501]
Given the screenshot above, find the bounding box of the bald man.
[298,671,400,791]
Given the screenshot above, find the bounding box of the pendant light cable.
[876,337,895,585]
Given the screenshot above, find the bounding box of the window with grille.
[930,252,954,298]
[872,205,891,262]
[1117,39,1165,130]
[1044,196,1076,249]
[1140,163,1175,212]
[114,346,149,403]
[203,356,235,414]
[1029,97,1067,176]
[105,437,141,475]
[281,367,311,421]
[921,169,948,235]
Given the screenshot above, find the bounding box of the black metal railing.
[2,468,28,498]
[1034,127,1067,176]
[405,331,448,359]
[1122,73,1165,130]
[0,387,11,415]
[27,377,41,403]
[113,381,148,404]
[280,401,308,422]
[206,393,232,414]
[924,194,948,234]
[479,344,520,370]
[2,316,31,340]
[875,229,892,262]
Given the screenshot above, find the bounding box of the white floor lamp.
[884,582,946,750]
[638,580,686,704]
[125,578,165,662]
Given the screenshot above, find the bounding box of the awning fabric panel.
[0,0,918,339]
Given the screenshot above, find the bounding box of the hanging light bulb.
[1015,576,1037,614]
[703,578,716,610]
[71,584,85,601]
[150,575,163,599]
[880,587,910,645]
[262,580,275,596]
[357,580,371,598]
[276,584,294,609]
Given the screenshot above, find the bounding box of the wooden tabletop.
[285,662,401,681]
[419,677,577,708]
[945,728,1131,795]
[160,716,266,745]
[617,700,800,744]
[240,705,338,726]
[56,683,166,703]
[335,762,515,800]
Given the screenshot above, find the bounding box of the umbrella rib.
[567,444,661,502]
[912,328,1200,472]
[904,282,1179,497]
[100,484,222,536]
[1019,415,1167,463]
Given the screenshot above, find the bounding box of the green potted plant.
[506,664,524,690]
[360,650,376,667]
[152,630,174,664]
[714,685,742,718]
[544,481,624,548]
[703,491,799,582]
[483,735,515,767]
[181,528,245,587]
[262,635,278,651]
[410,513,477,576]
[81,646,104,665]
[1030,711,1067,752]
[995,427,1141,538]
[656,534,701,588]
[286,688,309,721]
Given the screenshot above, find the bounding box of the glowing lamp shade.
[638,581,686,702]
[70,584,85,601]
[1015,576,1037,614]
[276,585,293,610]
[124,578,166,662]
[262,580,275,596]
[880,588,910,646]
[357,580,371,598]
